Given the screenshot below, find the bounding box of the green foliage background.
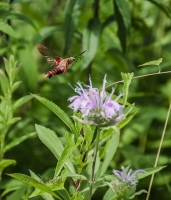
[0,0,171,199]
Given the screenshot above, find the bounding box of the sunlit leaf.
[35,124,76,174]
[0,70,10,97]
[138,58,163,67]
[6,117,21,126]
[0,159,16,172]
[13,95,33,110]
[32,94,77,135]
[11,81,22,93]
[0,22,16,38]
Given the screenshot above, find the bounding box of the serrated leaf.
[7,173,62,199]
[0,159,16,172]
[0,22,16,38]
[4,132,36,153]
[35,125,76,174]
[32,94,77,135]
[13,95,33,110]
[114,0,131,52]
[82,18,101,70]
[138,58,163,67]
[121,72,134,106]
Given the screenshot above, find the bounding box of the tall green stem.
[88,126,100,200]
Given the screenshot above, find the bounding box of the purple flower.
[111,166,145,198]
[68,75,124,126]
[113,166,145,186]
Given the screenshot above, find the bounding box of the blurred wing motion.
[37,45,63,66]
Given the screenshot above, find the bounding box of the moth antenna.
[74,50,86,58]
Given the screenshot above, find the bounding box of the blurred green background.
[0,0,171,199]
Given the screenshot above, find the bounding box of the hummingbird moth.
[37,45,86,78]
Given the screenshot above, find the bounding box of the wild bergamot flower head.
[112,166,145,198]
[68,75,124,126]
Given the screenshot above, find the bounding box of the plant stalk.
[88,126,100,200]
[146,101,171,200]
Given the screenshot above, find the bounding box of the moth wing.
[37,45,63,67]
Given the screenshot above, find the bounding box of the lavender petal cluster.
[112,166,145,198]
[68,75,124,126]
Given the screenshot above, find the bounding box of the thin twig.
[106,70,171,88]
[146,101,171,200]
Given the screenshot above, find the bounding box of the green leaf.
[82,18,101,70]
[0,159,16,172]
[114,0,131,52]
[0,22,16,38]
[6,117,21,126]
[137,166,166,180]
[35,124,76,174]
[7,173,62,199]
[55,133,83,176]
[148,0,171,18]
[6,12,36,29]
[32,94,77,135]
[33,26,62,43]
[4,185,28,200]
[138,58,163,67]
[18,46,38,91]
[0,70,10,97]
[70,192,84,200]
[121,73,134,106]
[64,0,77,53]
[11,81,22,93]
[129,189,147,199]
[3,55,18,83]
[83,124,93,149]
[99,129,120,177]
[118,107,139,129]
[13,95,33,110]
[4,132,37,153]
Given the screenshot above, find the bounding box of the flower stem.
[88,126,100,200]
